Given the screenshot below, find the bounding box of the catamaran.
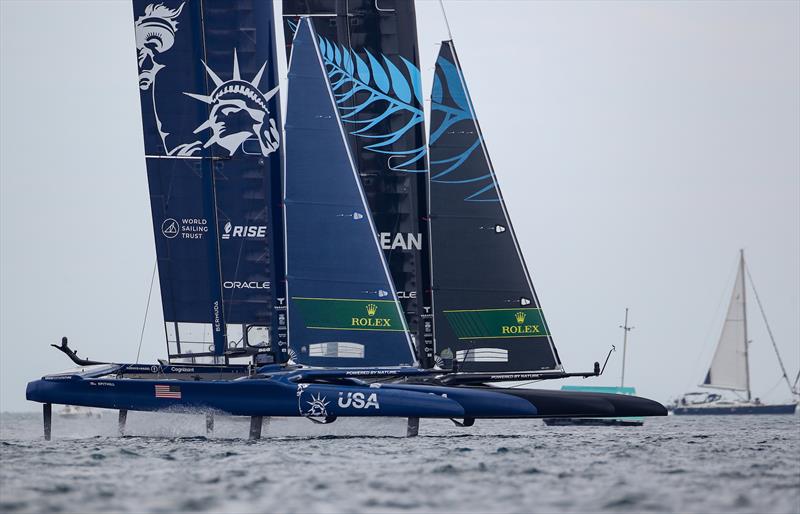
[671,250,798,415]
[26,0,666,439]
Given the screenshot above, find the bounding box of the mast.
[740,249,751,401]
[619,308,634,388]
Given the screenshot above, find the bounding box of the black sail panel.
[282,1,434,367]
[429,41,562,373]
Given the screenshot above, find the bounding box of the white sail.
[702,262,749,391]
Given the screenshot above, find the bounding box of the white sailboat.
[672,250,798,415]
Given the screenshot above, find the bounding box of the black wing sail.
[429,41,562,373]
[282,1,434,367]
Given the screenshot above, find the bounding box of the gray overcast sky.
[1,1,798,412]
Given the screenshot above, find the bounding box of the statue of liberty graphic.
[134,2,279,157]
[184,49,280,157]
[134,2,183,91]
[134,2,201,155]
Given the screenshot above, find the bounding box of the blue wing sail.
[132,0,285,361]
[283,1,434,368]
[284,19,416,368]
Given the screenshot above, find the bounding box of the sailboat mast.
[740,249,751,401]
[620,308,634,388]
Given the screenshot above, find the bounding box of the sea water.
[1,412,798,513]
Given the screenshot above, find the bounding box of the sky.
[1,0,798,412]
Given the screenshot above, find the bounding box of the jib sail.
[282,1,434,367]
[132,0,285,362]
[283,18,416,368]
[428,41,562,373]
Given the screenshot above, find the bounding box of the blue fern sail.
[428,41,563,373]
[284,18,416,368]
[132,0,286,363]
[282,1,434,367]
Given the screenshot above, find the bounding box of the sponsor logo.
[351,303,392,328]
[161,218,209,240]
[122,365,152,372]
[379,232,422,251]
[488,373,548,381]
[221,222,267,240]
[501,311,540,335]
[293,297,402,332]
[213,301,222,333]
[223,281,270,290]
[161,218,179,238]
[344,370,399,376]
[444,308,549,339]
[338,391,380,409]
[170,367,196,373]
[397,290,417,300]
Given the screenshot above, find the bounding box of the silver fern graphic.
[430,55,498,202]
[288,21,490,199]
[316,34,426,173]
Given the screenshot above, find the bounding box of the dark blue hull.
[26,369,668,420]
[672,404,797,415]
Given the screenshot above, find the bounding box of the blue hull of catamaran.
[26,376,465,418]
[26,372,667,419]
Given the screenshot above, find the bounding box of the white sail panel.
[702,265,748,390]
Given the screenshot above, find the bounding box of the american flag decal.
[154,384,181,399]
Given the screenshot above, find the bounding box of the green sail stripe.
[444,308,550,340]
[293,297,405,332]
